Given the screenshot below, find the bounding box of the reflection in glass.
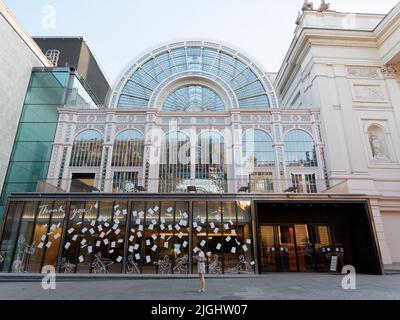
[223,202,237,272]
[172,202,190,274]
[159,131,190,192]
[192,201,208,274]
[142,201,160,274]
[112,129,144,167]
[117,46,271,109]
[314,225,333,272]
[11,202,38,273]
[26,201,53,272]
[242,129,274,167]
[195,131,226,192]
[69,130,103,167]
[260,225,276,272]
[0,202,24,272]
[126,202,145,273]
[162,85,225,112]
[278,225,297,272]
[284,130,317,167]
[236,201,254,273]
[295,224,315,272]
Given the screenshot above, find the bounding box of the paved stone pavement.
[0,273,399,300]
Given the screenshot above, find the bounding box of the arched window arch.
[159,131,191,192]
[195,131,226,192]
[70,130,103,167]
[162,85,225,112]
[242,129,274,167]
[284,130,317,167]
[112,129,144,167]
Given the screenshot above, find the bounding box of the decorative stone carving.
[93,125,105,133]
[116,124,128,132]
[348,67,380,79]
[282,125,294,133]
[381,64,398,80]
[354,87,384,101]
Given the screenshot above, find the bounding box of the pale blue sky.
[4,0,399,87]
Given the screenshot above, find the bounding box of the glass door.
[294,224,315,272]
[314,225,333,272]
[259,225,277,272]
[277,225,297,272]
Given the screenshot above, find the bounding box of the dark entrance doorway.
[256,201,383,275]
[259,223,342,272]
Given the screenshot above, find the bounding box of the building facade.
[0,2,52,213]
[1,1,400,275]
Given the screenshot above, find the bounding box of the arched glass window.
[162,85,225,112]
[159,131,191,192]
[195,131,226,192]
[69,130,103,167]
[284,130,317,167]
[115,43,274,109]
[112,129,144,167]
[242,129,274,167]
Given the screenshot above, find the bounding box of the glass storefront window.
[11,202,38,273]
[42,201,66,268]
[222,202,237,273]
[192,201,208,274]
[206,202,222,274]
[107,201,127,273]
[1,199,255,274]
[236,201,254,273]
[172,202,190,274]
[127,202,145,274]
[26,201,53,272]
[142,201,160,274]
[0,202,24,272]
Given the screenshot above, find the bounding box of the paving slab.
[0,273,399,300]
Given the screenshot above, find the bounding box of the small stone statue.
[302,0,314,11]
[318,0,330,12]
[369,135,387,160]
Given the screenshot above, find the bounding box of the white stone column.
[369,198,393,265]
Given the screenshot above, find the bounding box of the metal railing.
[34,178,347,195]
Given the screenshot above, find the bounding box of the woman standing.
[196,250,206,292]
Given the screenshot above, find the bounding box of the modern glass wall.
[0,199,254,274]
[0,70,97,217]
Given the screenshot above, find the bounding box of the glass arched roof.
[111,41,278,110]
[162,85,225,112]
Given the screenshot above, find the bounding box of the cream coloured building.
[0,1,399,274]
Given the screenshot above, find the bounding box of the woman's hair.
[198,250,205,258]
